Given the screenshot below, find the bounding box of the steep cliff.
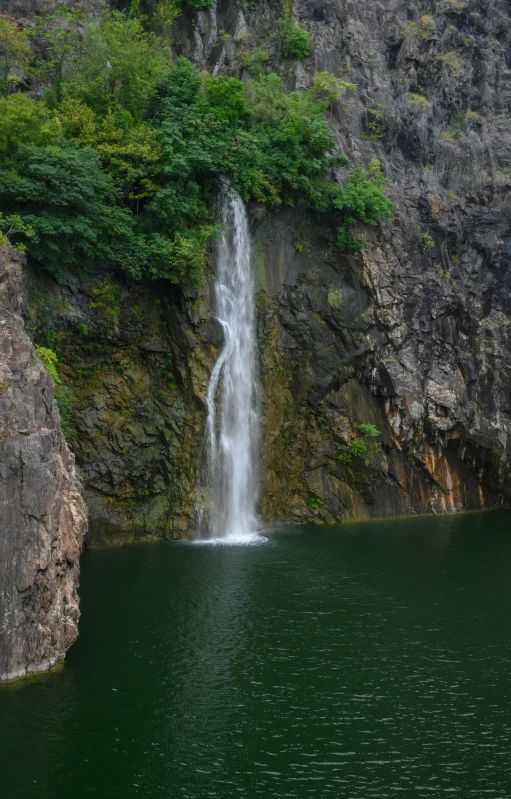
[176,0,511,523]
[0,248,87,681]
[7,0,511,538]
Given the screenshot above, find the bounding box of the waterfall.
[198,182,259,541]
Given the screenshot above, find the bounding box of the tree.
[0,16,29,96]
[29,8,82,105]
[64,10,169,119]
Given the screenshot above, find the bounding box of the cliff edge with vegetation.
[1,0,510,540]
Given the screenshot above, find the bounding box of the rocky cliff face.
[22,263,215,544]
[0,248,87,682]
[12,0,511,538]
[177,0,511,524]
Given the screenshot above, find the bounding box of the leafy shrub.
[332,159,394,252]
[341,423,383,467]
[357,423,380,438]
[240,48,269,78]
[307,496,324,509]
[421,233,435,251]
[0,211,34,254]
[55,385,75,436]
[0,16,29,97]
[184,0,213,9]
[0,93,61,151]
[277,15,310,60]
[63,11,169,119]
[308,72,356,109]
[35,345,60,383]
[0,144,138,277]
[364,107,385,141]
[350,438,367,457]
[408,93,429,106]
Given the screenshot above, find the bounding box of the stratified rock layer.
[0,248,87,682]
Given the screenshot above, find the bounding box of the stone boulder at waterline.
[0,247,87,682]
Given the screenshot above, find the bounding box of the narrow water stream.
[199,182,259,541]
[1,512,510,798]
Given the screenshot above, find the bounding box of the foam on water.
[192,531,268,547]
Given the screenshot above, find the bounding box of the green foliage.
[308,72,356,110]
[29,8,82,105]
[332,159,394,252]
[0,94,61,152]
[240,48,269,78]
[0,10,393,287]
[0,16,29,97]
[307,496,324,509]
[0,144,138,277]
[0,211,35,254]
[55,384,76,437]
[363,106,385,141]
[64,10,168,119]
[357,423,380,438]
[34,343,75,435]
[35,346,60,383]
[341,423,383,467]
[437,51,464,76]
[88,280,120,331]
[408,93,429,106]
[421,232,435,251]
[350,438,367,457]
[277,15,310,60]
[184,0,213,9]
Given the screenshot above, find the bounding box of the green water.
[1,512,511,798]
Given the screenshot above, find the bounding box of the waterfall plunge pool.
[1,511,511,798]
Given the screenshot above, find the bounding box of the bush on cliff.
[0,9,393,287]
[277,15,310,60]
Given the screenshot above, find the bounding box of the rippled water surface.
[1,511,511,798]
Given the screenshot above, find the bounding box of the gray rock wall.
[175,0,511,523]
[0,247,87,682]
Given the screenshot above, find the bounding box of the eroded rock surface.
[0,248,87,681]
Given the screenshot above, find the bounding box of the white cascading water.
[198,181,259,542]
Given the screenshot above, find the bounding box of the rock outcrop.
[0,247,87,682]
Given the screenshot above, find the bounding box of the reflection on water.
[1,511,511,798]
